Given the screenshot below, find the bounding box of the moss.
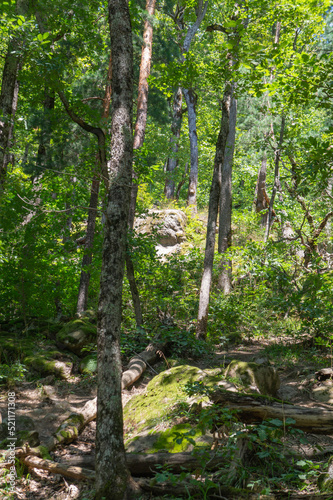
[148,424,206,453]
[36,445,51,460]
[225,360,280,396]
[124,365,224,452]
[79,354,97,375]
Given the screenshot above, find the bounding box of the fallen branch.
[211,389,333,433]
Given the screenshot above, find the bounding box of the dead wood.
[121,340,167,389]
[211,389,333,433]
[22,455,95,481]
[61,451,226,475]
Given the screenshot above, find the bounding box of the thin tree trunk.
[183,88,198,211]
[126,0,156,327]
[218,90,237,294]
[253,153,269,227]
[196,85,232,339]
[264,115,285,242]
[95,0,133,498]
[76,55,112,316]
[254,21,281,229]
[76,175,100,315]
[164,86,183,199]
[166,0,208,204]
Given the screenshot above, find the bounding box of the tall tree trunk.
[37,87,55,169]
[164,86,183,199]
[126,0,156,328]
[76,55,112,316]
[264,115,285,242]
[218,89,237,294]
[183,88,198,211]
[254,21,281,228]
[95,0,133,498]
[196,85,232,339]
[253,153,269,227]
[0,44,20,193]
[76,175,100,315]
[166,0,208,203]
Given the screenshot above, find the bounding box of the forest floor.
[1,336,333,499]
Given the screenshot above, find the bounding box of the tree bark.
[166,0,208,204]
[264,115,285,242]
[253,152,269,227]
[126,0,156,328]
[76,54,112,316]
[218,88,237,294]
[164,86,183,199]
[76,175,100,315]
[0,7,26,194]
[183,88,199,211]
[196,86,232,339]
[95,0,133,498]
[211,389,333,434]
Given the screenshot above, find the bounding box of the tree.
[95,0,134,497]
[0,0,30,194]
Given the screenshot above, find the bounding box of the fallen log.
[60,451,226,475]
[121,340,167,389]
[22,455,95,481]
[211,389,333,434]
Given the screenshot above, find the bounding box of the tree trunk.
[264,115,285,242]
[218,89,237,294]
[183,88,199,212]
[164,86,183,199]
[125,0,156,328]
[76,175,100,315]
[166,0,208,204]
[95,0,133,498]
[253,153,269,227]
[75,55,112,316]
[0,43,20,193]
[196,85,232,339]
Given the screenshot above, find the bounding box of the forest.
[1,0,333,498]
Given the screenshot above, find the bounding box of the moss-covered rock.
[312,382,333,404]
[0,415,35,443]
[56,319,96,356]
[225,360,280,396]
[0,335,35,361]
[124,364,224,453]
[24,354,73,380]
[79,353,97,375]
[318,456,333,491]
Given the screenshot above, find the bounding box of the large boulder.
[135,209,187,255]
[225,360,280,397]
[56,319,96,356]
[123,364,226,453]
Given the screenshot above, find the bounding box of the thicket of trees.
[1,0,333,496]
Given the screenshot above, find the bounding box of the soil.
[1,337,333,500]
